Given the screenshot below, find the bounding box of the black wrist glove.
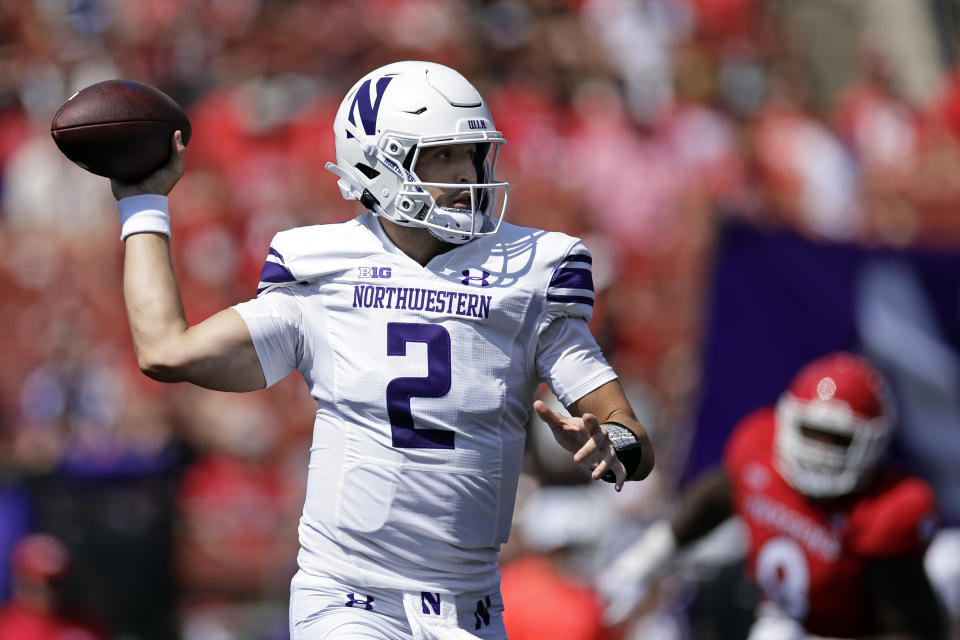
[599,421,643,483]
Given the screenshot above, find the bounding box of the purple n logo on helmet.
[347,77,393,138]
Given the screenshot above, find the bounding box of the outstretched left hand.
[533,399,627,491]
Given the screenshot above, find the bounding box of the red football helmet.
[11,534,70,582]
[774,352,894,498]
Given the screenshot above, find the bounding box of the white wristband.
[118,194,171,241]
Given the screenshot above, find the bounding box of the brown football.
[50,79,191,182]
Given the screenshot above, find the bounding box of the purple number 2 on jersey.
[386,323,454,449]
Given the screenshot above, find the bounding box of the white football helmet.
[326,61,508,245]
[774,352,894,498]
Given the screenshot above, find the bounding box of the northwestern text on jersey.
[352,285,492,319]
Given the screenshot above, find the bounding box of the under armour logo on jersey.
[347,76,393,138]
[474,596,492,629]
[345,593,375,610]
[421,592,441,615]
[461,269,490,286]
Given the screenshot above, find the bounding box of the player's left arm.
[864,555,946,640]
[534,379,654,491]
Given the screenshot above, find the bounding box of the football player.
[602,352,945,639]
[110,61,654,639]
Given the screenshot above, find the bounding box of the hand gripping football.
[50,79,191,182]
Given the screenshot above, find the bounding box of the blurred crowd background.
[2,0,960,639]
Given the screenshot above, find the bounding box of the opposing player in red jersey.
[0,534,107,640]
[604,352,945,639]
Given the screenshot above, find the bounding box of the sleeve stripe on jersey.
[260,261,296,283]
[257,256,297,294]
[268,247,285,262]
[547,250,595,310]
[561,254,592,266]
[546,293,595,306]
[549,267,595,292]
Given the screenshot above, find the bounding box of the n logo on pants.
[474,596,492,629]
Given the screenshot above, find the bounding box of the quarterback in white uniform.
[111,61,654,639]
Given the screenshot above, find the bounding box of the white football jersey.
[233,212,616,595]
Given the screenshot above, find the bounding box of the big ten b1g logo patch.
[358,266,392,279]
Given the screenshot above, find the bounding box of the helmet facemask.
[395,135,508,244]
[774,394,892,498]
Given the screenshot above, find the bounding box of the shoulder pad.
[849,474,939,557]
[256,220,381,295]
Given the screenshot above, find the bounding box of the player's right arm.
[601,418,746,624]
[113,131,266,392]
[600,467,733,624]
[616,467,733,576]
[669,467,735,544]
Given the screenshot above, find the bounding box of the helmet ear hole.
[355,163,380,179]
[402,146,417,171]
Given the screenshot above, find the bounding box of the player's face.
[414,143,479,209]
[799,422,853,449]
